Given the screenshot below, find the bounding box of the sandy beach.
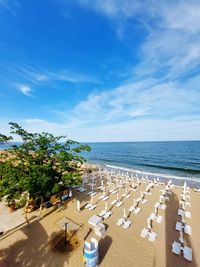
[0,170,199,267]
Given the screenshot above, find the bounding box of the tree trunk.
[38,196,44,218]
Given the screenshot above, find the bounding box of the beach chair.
[128,205,135,212]
[102,196,109,201]
[88,204,97,210]
[161,204,166,210]
[172,241,181,255]
[103,210,112,219]
[116,201,123,207]
[134,207,141,214]
[99,210,107,217]
[140,228,148,238]
[156,215,163,224]
[116,217,125,226]
[150,213,156,221]
[185,211,191,219]
[184,225,192,235]
[123,220,132,229]
[85,203,92,209]
[141,199,148,204]
[183,246,193,261]
[175,222,183,231]
[90,191,97,196]
[148,231,157,242]
[110,199,117,205]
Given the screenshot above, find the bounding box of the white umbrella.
[123,208,127,218]
[179,230,184,244]
[154,206,158,215]
[147,218,151,230]
[76,200,80,212]
[105,201,108,211]
[69,190,72,198]
[91,194,93,204]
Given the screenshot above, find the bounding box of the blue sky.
[0,0,200,142]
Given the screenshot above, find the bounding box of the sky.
[0,0,200,142]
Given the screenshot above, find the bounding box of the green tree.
[0,122,90,208]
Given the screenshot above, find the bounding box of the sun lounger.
[148,231,157,242]
[183,246,192,261]
[185,225,192,235]
[88,215,102,226]
[99,210,107,217]
[156,215,163,224]
[103,210,112,219]
[111,190,118,194]
[116,201,123,207]
[133,207,141,214]
[176,222,192,235]
[150,213,156,221]
[88,204,97,210]
[141,199,148,204]
[102,196,109,201]
[85,203,92,209]
[90,192,97,196]
[140,228,148,238]
[99,195,105,200]
[128,205,135,212]
[117,217,125,226]
[172,241,181,255]
[111,199,117,205]
[123,220,132,229]
[121,193,126,198]
[178,209,191,218]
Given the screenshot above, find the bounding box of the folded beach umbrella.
[105,201,108,211]
[77,199,80,212]
[179,230,184,244]
[147,218,151,230]
[123,208,127,219]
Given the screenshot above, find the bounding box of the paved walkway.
[0,202,25,234]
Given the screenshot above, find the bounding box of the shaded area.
[98,236,112,264]
[165,191,197,267]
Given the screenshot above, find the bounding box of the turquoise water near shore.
[83,141,200,181]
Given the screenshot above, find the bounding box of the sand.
[0,172,199,267]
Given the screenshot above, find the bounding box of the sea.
[1,141,200,187]
[83,141,200,188]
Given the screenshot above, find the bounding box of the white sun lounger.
[102,196,109,201]
[172,241,181,255]
[123,220,132,229]
[103,210,112,219]
[148,231,157,242]
[140,228,148,238]
[111,199,118,205]
[183,246,193,261]
[125,194,131,199]
[141,199,148,204]
[85,203,92,209]
[99,210,107,217]
[121,193,126,198]
[117,217,125,226]
[176,222,192,235]
[161,204,166,210]
[116,201,123,207]
[111,190,118,194]
[178,209,191,219]
[88,204,97,210]
[133,207,141,215]
[150,213,156,221]
[156,215,163,224]
[128,205,135,212]
[90,191,97,196]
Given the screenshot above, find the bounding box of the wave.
[104,164,200,185]
[137,163,200,175]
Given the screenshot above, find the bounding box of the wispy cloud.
[17,84,32,96]
[0,0,20,15]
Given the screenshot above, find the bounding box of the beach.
[0,169,199,267]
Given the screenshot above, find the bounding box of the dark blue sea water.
[1,141,200,184]
[83,141,200,182]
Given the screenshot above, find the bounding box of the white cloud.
[18,84,32,96]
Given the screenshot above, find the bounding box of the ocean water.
[83,141,200,182]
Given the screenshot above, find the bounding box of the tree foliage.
[0,122,91,204]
